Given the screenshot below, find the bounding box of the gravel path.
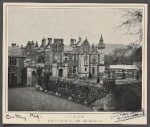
[8,87,93,112]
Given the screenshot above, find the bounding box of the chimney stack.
[11,43,16,47]
[31,40,34,46]
[60,39,63,44]
[35,41,39,47]
[79,37,82,42]
[41,38,46,47]
[47,38,52,45]
[70,39,76,46]
[92,44,94,49]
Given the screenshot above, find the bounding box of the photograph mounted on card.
[3,3,147,124]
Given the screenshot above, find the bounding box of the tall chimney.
[35,41,39,47]
[47,38,52,45]
[70,39,76,46]
[31,40,34,46]
[92,44,94,49]
[11,43,16,47]
[60,39,63,44]
[41,38,46,47]
[70,39,74,46]
[79,37,82,42]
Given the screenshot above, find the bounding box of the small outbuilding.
[109,65,139,79]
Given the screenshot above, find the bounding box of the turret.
[97,34,105,75]
[98,35,105,49]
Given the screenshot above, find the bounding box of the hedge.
[45,77,116,105]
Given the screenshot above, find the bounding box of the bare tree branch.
[116,9,143,45]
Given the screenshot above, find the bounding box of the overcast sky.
[8,7,141,46]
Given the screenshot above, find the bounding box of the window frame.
[38,57,45,63]
[73,66,77,74]
[9,58,17,66]
[85,67,87,72]
[84,56,88,65]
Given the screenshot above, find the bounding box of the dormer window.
[73,66,77,74]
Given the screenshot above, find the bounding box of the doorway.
[58,69,63,77]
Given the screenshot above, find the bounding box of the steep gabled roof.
[76,39,83,46]
[98,35,105,49]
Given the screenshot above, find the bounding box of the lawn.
[8,79,142,112]
[8,87,93,111]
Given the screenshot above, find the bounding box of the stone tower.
[97,34,105,75]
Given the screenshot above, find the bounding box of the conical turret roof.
[98,34,105,49]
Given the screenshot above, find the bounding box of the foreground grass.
[8,81,142,112]
[8,87,93,111]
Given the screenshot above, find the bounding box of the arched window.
[84,56,88,65]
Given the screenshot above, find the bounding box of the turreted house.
[12,35,106,81]
[51,35,106,78]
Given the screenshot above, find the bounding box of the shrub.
[46,77,115,105]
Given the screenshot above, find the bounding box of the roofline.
[8,56,26,58]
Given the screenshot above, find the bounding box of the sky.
[8,7,141,46]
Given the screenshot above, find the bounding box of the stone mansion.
[8,35,106,85]
[51,35,105,78]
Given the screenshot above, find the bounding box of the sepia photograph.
[3,3,147,124]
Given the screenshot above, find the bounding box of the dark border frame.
[0,0,149,127]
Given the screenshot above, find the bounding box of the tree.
[104,45,142,65]
[117,9,142,45]
[130,46,142,62]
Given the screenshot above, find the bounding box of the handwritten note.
[6,114,26,121]
[29,113,42,121]
[4,111,145,124]
[112,111,144,122]
[6,113,43,122]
